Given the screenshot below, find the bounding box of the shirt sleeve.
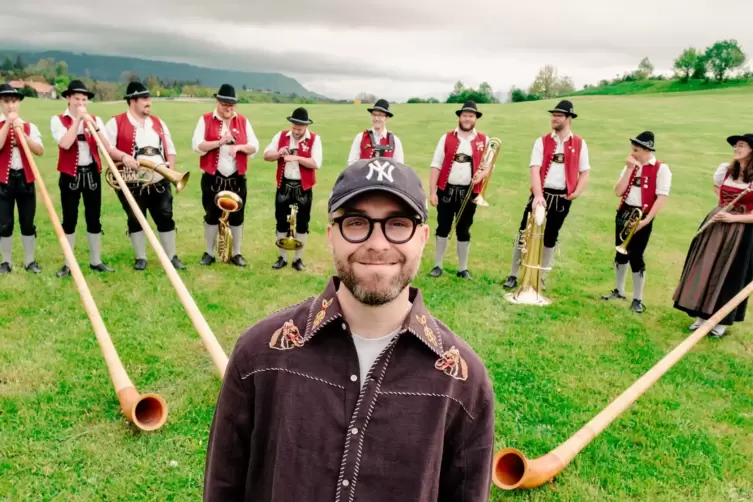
[347,132,362,165]
[28,123,44,152]
[191,116,207,156]
[656,163,672,196]
[311,135,323,169]
[160,119,177,156]
[617,165,627,182]
[104,118,118,148]
[529,137,544,167]
[50,115,67,145]
[393,135,405,163]
[578,139,591,172]
[430,134,447,169]
[95,116,105,131]
[714,162,730,186]
[245,119,260,159]
[264,132,281,156]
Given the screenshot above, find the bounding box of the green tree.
[673,48,699,82]
[452,81,465,95]
[704,39,746,82]
[634,57,654,80]
[55,61,68,77]
[14,54,24,70]
[1,57,13,72]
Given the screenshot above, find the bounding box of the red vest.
[359,129,394,159]
[276,131,317,191]
[618,161,661,213]
[114,113,168,162]
[437,130,488,194]
[199,112,249,175]
[540,134,583,196]
[0,121,34,184]
[719,174,753,212]
[56,113,102,176]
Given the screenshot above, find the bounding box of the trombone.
[447,137,501,238]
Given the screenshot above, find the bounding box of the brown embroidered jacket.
[203,277,495,501]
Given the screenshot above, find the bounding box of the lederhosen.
[0,122,36,238]
[275,144,312,235]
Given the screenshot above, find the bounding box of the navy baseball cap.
[328,158,429,222]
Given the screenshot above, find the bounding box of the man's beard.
[458,120,473,132]
[335,249,418,306]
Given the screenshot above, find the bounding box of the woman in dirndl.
[673,133,753,338]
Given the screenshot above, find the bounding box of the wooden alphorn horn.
[13,125,168,431]
[493,275,753,490]
[84,120,229,378]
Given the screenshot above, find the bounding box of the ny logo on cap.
[366,160,395,183]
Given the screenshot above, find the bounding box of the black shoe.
[429,266,442,277]
[602,289,626,300]
[25,261,42,274]
[272,257,287,269]
[57,265,71,278]
[171,256,187,270]
[0,262,11,275]
[134,258,147,271]
[456,270,472,280]
[503,275,517,289]
[200,252,216,266]
[90,263,114,273]
[292,258,305,271]
[631,299,645,313]
[230,254,247,267]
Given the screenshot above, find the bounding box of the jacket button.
[350,374,357,382]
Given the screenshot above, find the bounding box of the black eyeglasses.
[331,214,422,244]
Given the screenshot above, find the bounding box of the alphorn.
[84,120,229,378]
[13,125,168,431]
[493,275,753,490]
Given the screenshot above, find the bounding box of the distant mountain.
[0,49,323,98]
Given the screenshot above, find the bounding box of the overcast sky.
[2,0,752,101]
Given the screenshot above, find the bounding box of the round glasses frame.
[331,214,422,244]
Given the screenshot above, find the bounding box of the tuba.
[105,158,190,193]
[504,204,552,306]
[448,137,502,237]
[615,207,643,255]
[215,190,244,263]
[276,204,303,250]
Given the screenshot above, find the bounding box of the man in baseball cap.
[204,157,495,501]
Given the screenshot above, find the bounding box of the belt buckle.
[552,153,565,163]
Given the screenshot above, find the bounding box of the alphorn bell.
[493,275,753,490]
[13,125,167,431]
[84,121,230,378]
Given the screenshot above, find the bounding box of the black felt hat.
[214,83,237,104]
[287,107,313,125]
[367,98,393,117]
[62,79,94,99]
[630,131,656,151]
[455,100,482,118]
[548,99,577,119]
[123,81,150,100]
[0,83,24,101]
[726,133,753,149]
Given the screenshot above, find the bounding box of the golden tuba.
[448,137,502,237]
[504,204,551,306]
[105,158,190,193]
[276,204,303,250]
[215,190,244,263]
[615,207,643,255]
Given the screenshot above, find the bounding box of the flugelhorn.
[615,207,643,255]
[448,137,501,237]
[85,120,229,378]
[493,274,753,491]
[504,204,551,306]
[691,184,752,239]
[13,124,168,430]
[276,204,303,250]
[105,157,190,193]
[215,190,243,263]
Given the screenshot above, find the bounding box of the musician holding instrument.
[601,131,671,313]
[428,100,490,280]
[50,80,115,278]
[262,107,322,271]
[0,83,44,275]
[104,81,186,271]
[346,98,404,164]
[673,133,753,338]
[503,100,590,290]
[204,158,495,502]
[192,84,259,267]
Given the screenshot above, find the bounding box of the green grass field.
[568,77,753,97]
[1,88,752,501]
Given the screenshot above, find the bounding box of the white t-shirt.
[351,329,399,389]
[617,157,672,207]
[263,130,323,180]
[530,131,590,190]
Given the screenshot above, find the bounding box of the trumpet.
[276,204,303,250]
[105,158,190,193]
[448,137,502,237]
[215,190,243,263]
[615,207,643,255]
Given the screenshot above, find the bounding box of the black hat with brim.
[455,100,482,118]
[548,99,577,119]
[287,107,313,125]
[214,83,238,104]
[0,83,24,101]
[630,131,656,151]
[367,98,393,117]
[62,79,94,99]
[124,81,150,100]
[727,133,753,149]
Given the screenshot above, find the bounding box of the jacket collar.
[303,276,445,357]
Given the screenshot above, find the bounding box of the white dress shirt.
[430,128,485,185]
[50,108,106,166]
[714,162,750,190]
[191,111,260,177]
[1,114,43,171]
[347,128,404,165]
[530,131,591,190]
[264,130,323,180]
[105,112,177,183]
[617,156,672,207]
